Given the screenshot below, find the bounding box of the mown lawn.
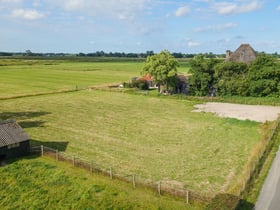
[0,60,142,98]
[0,156,199,210]
[0,59,189,98]
[0,90,264,195]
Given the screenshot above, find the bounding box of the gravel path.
[193,102,280,123]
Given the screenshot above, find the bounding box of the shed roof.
[226,44,257,64]
[0,120,29,147]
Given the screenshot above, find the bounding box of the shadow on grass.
[0,111,51,121]
[236,199,255,210]
[30,139,69,152]
[0,111,51,129]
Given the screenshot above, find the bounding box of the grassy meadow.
[0,156,198,210]
[0,58,190,98]
[0,57,272,206]
[1,90,265,195]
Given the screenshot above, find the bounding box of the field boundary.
[0,86,87,100]
[29,118,280,205]
[31,145,211,204]
[0,83,124,101]
[237,116,280,197]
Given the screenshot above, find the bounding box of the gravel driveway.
[193,102,280,123]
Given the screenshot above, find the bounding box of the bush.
[132,79,149,90]
[204,194,240,210]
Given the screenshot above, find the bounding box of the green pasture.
[0,58,271,207]
[0,156,197,210]
[0,60,142,98]
[0,59,189,98]
[0,90,264,195]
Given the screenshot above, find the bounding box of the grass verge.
[0,156,202,209]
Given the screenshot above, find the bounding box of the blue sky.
[1,0,280,54]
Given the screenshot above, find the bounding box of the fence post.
[110,167,113,179]
[41,145,44,156]
[72,156,75,167]
[186,190,189,204]
[56,150,59,161]
[158,181,161,195]
[132,175,136,188]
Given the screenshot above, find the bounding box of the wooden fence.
[31,145,211,204]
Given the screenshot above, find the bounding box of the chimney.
[226,50,231,59]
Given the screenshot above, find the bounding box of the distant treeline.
[1,50,279,59]
[0,50,226,59]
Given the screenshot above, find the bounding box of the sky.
[1,0,280,54]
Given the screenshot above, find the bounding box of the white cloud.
[175,6,190,17]
[277,6,280,11]
[0,0,22,10]
[213,1,262,15]
[194,22,238,32]
[62,0,85,11]
[46,0,150,21]
[188,41,200,47]
[11,8,44,20]
[0,0,22,4]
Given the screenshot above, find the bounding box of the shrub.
[204,194,240,210]
[132,79,149,90]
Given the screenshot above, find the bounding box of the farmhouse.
[0,120,30,163]
[226,43,257,64]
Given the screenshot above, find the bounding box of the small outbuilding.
[0,120,30,163]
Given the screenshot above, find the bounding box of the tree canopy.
[189,53,280,97]
[141,50,178,92]
[189,55,220,96]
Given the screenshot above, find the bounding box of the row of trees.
[189,54,280,97]
[0,51,228,59]
[141,50,280,97]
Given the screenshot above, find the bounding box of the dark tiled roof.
[0,120,29,147]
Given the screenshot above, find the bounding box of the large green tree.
[189,55,220,96]
[141,50,178,92]
[247,54,280,97]
[214,61,248,96]
[188,53,280,97]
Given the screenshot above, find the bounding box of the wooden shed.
[0,120,30,163]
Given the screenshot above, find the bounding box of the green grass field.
[0,58,190,98]
[0,58,272,207]
[0,89,264,195]
[0,156,199,210]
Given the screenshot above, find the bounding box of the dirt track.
[193,102,280,123]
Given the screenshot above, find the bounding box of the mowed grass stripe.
[0,60,189,98]
[0,90,262,194]
[0,61,143,97]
